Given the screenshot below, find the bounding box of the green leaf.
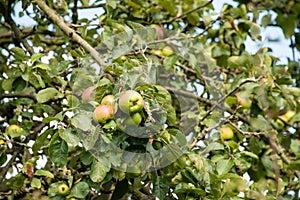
[58,128,80,147]
[240,151,259,160]
[49,132,68,167]
[152,175,169,199]
[32,129,52,154]
[90,157,110,183]
[250,22,260,39]
[201,142,224,154]
[276,13,296,38]
[34,63,51,70]
[36,87,59,103]
[112,44,131,60]
[70,181,90,198]
[290,139,300,155]
[11,47,26,60]
[31,53,44,63]
[35,169,54,178]
[30,177,41,188]
[70,112,93,131]
[216,158,234,175]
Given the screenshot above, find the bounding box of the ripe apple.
[161,46,174,56]
[235,92,252,109]
[82,85,96,102]
[220,126,234,140]
[94,105,114,124]
[101,95,115,107]
[118,90,144,114]
[150,24,164,39]
[57,183,69,195]
[124,112,142,126]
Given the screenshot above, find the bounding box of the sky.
[11,0,300,65]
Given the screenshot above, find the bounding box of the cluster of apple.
[82,87,145,127]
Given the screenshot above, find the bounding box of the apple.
[101,95,115,107]
[152,140,163,150]
[57,183,69,195]
[161,46,174,56]
[150,49,162,56]
[6,125,22,137]
[118,90,144,114]
[94,105,114,124]
[150,24,164,39]
[124,112,142,126]
[235,92,252,109]
[82,85,96,102]
[220,126,234,140]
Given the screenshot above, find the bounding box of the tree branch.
[32,0,105,67]
[0,93,36,101]
[0,1,34,55]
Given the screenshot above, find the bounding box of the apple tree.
[0,0,300,199]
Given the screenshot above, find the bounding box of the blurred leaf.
[30,177,41,188]
[217,158,234,175]
[70,181,90,198]
[152,175,169,199]
[36,87,60,103]
[90,157,110,183]
[59,128,80,147]
[35,169,54,178]
[49,132,68,167]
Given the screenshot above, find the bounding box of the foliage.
[0,0,300,199]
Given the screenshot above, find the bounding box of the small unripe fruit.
[6,125,22,135]
[220,126,234,140]
[57,183,69,195]
[94,105,114,124]
[280,110,295,122]
[101,95,115,107]
[162,46,174,56]
[124,112,142,126]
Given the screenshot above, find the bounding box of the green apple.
[161,46,174,56]
[94,105,114,124]
[101,94,115,107]
[82,85,96,102]
[220,126,234,140]
[150,49,162,56]
[57,183,69,195]
[152,140,163,150]
[124,112,142,126]
[118,90,144,114]
[6,125,22,137]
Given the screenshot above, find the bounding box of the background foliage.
[0,0,300,199]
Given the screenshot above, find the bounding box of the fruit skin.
[220,126,234,140]
[124,112,142,126]
[6,125,22,135]
[101,95,115,107]
[94,105,114,124]
[57,183,69,195]
[152,140,163,150]
[150,24,163,38]
[161,46,174,56]
[118,90,144,114]
[82,85,96,102]
[235,92,252,109]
